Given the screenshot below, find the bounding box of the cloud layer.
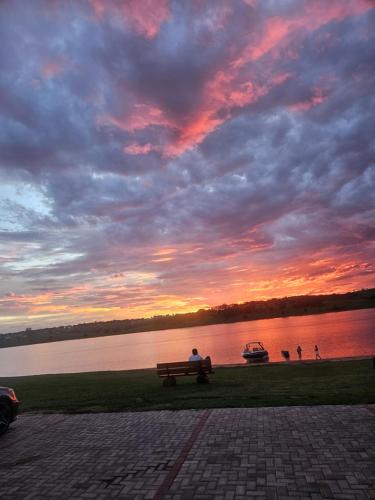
[0,0,374,332]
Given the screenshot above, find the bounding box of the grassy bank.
[1,359,374,414]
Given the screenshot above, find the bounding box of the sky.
[0,0,374,333]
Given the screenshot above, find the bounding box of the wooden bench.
[157,358,214,386]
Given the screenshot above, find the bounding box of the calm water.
[0,308,374,377]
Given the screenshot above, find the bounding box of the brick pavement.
[0,405,374,499]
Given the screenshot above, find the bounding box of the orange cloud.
[152,248,177,256]
[2,252,373,331]
[151,257,174,263]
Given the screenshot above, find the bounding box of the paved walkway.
[0,405,374,499]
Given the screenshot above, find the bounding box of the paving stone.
[0,405,374,499]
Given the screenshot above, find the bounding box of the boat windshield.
[245,342,265,351]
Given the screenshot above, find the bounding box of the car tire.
[0,400,12,437]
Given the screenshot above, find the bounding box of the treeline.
[1,288,374,348]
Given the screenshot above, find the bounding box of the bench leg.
[196,373,209,384]
[163,376,176,387]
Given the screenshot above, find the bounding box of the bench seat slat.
[157,361,206,368]
[156,358,213,382]
[158,371,198,377]
[157,365,195,371]
[157,368,203,375]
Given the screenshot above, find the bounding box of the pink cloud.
[42,60,64,79]
[249,17,291,61]
[124,143,157,155]
[288,87,328,112]
[164,110,222,157]
[243,0,258,6]
[163,71,290,156]
[98,0,373,158]
[235,0,373,67]
[99,103,172,133]
[167,0,372,153]
[101,70,288,158]
[90,0,170,39]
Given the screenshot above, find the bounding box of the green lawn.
[1,359,374,414]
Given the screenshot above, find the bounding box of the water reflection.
[0,308,374,377]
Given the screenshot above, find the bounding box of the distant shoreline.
[1,289,374,349]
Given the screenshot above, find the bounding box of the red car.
[0,386,19,436]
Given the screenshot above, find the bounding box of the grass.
[1,359,374,414]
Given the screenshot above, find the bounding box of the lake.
[0,308,374,377]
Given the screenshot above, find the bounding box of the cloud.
[0,0,374,331]
[90,0,170,39]
[123,143,159,155]
[41,59,66,79]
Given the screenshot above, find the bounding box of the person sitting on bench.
[189,348,203,361]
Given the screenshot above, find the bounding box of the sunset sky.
[0,0,374,333]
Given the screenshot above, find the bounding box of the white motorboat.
[242,341,269,361]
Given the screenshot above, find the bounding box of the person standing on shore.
[297,345,302,360]
[314,345,321,360]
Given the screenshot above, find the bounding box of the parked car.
[0,386,19,436]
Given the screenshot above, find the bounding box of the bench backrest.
[157,358,213,377]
